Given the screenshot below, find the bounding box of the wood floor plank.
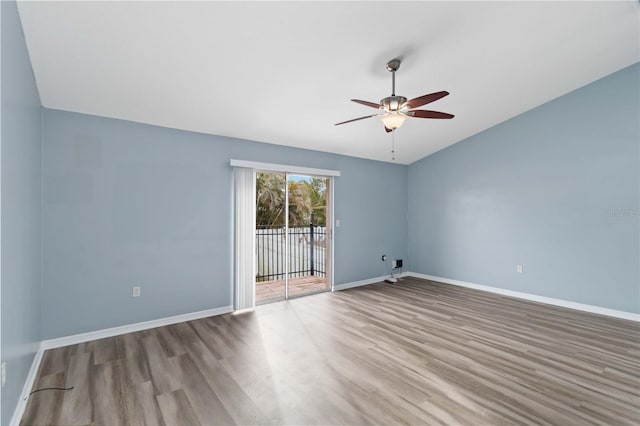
[91,361,131,425]
[168,353,235,425]
[37,346,70,377]
[141,335,182,396]
[157,389,201,426]
[116,332,152,386]
[133,381,166,426]
[20,277,640,425]
[156,325,188,357]
[57,351,92,426]
[93,337,119,365]
[20,373,67,426]
[186,340,270,425]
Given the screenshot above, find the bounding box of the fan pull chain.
[391,130,396,161]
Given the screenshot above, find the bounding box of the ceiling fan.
[335,59,454,132]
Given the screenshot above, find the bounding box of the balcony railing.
[256,224,326,282]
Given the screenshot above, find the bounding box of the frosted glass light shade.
[380,112,407,130]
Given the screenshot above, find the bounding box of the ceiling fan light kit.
[380,111,407,130]
[335,59,454,132]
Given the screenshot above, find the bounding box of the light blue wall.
[0,1,43,424]
[408,63,640,313]
[41,109,408,339]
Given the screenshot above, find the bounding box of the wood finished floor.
[21,277,640,425]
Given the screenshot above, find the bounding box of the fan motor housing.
[380,96,408,112]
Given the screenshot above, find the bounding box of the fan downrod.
[386,59,401,95]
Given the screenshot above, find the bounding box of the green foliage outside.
[256,172,327,227]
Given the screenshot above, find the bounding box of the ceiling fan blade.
[351,99,381,109]
[404,91,449,109]
[334,114,378,126]
[408,110,454,119]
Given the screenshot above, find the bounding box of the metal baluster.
[310,214,315,276]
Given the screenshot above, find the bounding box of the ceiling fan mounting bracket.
[386,59,401,72]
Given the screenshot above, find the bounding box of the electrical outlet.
[2,361,7,387]
[516,265,523,274]
[132,286,141,297]
[335,219,340,227]
[391,260,397,269]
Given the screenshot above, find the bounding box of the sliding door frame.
[284,173,290,299]
[330,175,335,292]
[231,159,339,307]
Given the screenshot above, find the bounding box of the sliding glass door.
[255,172,331,304]
[286,175,330,298]
[255,172,287,303]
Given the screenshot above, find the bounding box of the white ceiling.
[17,1,640,164]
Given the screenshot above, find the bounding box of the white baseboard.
[10,342,45,426]
[42,305,234,350]
[334,272,408,291]
[407,272,639,322]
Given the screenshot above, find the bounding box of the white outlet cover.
[132,286,141,297]
[1,361,6,387]
[516,265,523,273]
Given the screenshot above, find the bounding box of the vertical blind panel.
[234,167,256,310]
